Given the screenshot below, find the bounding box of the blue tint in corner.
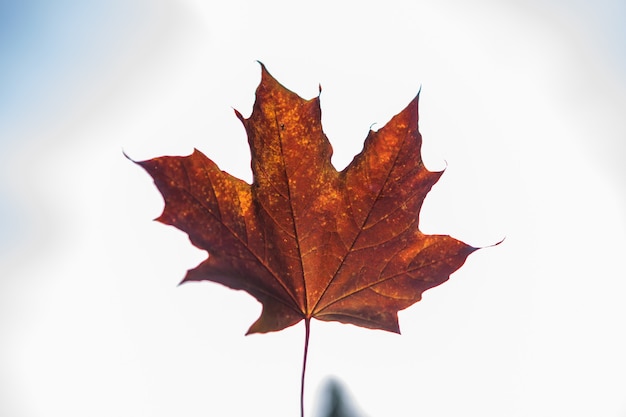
[0,0,151,147]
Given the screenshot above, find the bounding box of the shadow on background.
[317,378,365,417]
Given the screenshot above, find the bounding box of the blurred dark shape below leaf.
[318,378,363,417]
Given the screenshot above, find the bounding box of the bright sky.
[1,1,625,416]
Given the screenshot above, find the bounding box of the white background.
[1,1,625,416]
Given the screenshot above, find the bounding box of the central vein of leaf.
[275,112,309,316]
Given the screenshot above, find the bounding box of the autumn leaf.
[133,64,477,336]
[131,64,486,417]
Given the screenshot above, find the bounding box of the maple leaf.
[133,64,477,335]
[131,64,488,417]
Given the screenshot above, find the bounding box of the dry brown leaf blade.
[134,64,478,335]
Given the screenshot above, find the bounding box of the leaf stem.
[301,318,311,417]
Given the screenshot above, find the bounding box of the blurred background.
[1,1,625,416]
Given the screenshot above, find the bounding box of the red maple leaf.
[131,64,483,416]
